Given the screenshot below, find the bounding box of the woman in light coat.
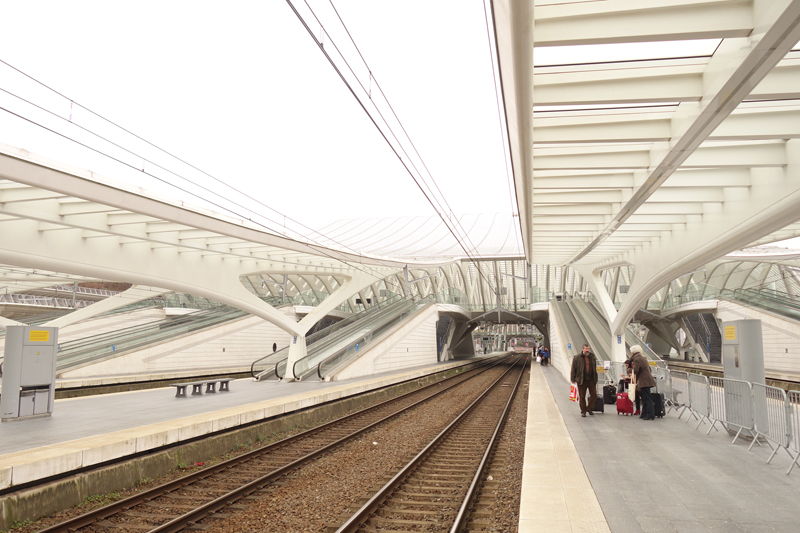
[629,345,656,420]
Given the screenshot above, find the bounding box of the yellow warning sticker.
[725,325,736,341]
[29,330,49,342]
[649,361,658,367]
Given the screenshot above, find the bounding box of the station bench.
[171,378,233,398]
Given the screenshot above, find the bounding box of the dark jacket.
[630,353,656,389]
[570,351,598,385]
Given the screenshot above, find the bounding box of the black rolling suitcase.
[652,392,665,418]
[603,384,617,404]
[593,395,604,413]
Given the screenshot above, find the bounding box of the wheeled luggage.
[603,384,617,404]
[616,392,634,415]
[652,392,666,418]
[593,396,604,413]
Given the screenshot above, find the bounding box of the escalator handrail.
[253,296,414,380]
[315,299,435,381]
[293,299,419,379]
[250,296,410,379]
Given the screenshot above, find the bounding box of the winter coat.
[570,351,598,385]
[630,353,656,389]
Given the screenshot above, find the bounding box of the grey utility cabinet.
[0,326,58,421]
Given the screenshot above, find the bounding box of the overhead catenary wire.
[0,68,421,296]
[0,58,406,283]
[287,0,501,297]
[481,0,523,255]
[0,104,416,298]
[320,0,488,262]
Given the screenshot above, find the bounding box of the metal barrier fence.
[688,373,713,429]
[789,391,800,475]
[709,377,757,444]
[657,366,800,474]
[606,362,627,385]
[751,383,793,464]
[668,370,692,418]
[652,366,673,412]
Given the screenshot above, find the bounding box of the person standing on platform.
[570,344,598,418]
[629,345,656,420]
[541,346,550,366]
[623,356,642,415]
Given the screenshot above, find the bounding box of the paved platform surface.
[0,357,483,489]
[541,365,800,533]
[520,363,610,532]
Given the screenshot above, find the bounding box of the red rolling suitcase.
[616,392,634,416]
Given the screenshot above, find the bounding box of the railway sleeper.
[380,491,443,501]
[376,507,456,518]
[416,465,474,474]
[142,502,197,510]
[383,501,454,510]
[121,511,180,520]
[95,519,153,529]
[414,472,475,480]
[405,478,470,487]
[366,515,450,526]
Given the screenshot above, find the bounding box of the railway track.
[334,355,526,533]
[36,355,515,533]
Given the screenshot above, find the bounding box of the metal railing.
[0,293,94,309]
[314,299,434,380]
[250,295,409,380]
[788,391,800,474]
[751,383,793,464]
[668,370,692,417]
[688,373,712,429]
[51,284,120,297]
[658,366,800,475]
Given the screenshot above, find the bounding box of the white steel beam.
[492,0,534,262]
[534,0,753,47]
[567,2,800,264]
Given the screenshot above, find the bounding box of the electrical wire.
[321,0,487,261]
[0,58,373,258]
[481,0,523,255]
[0,104,420,300]
[0,62,416,297]
[288,0,500,297]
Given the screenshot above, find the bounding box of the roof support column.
[575,264,626,362]
[284,270,392,381]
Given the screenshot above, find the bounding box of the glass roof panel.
[534,39,722,67]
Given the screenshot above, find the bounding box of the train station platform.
[0,357,486,491]
[532,364,800,533]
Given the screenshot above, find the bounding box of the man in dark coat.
[570,344,598,417]
[629,345,657,420]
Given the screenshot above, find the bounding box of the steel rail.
[37,354,511,533]
[450,357,526,532]
[335,355,526,533]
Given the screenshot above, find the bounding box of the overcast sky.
[0,0,515,244]
[2,3,798,255]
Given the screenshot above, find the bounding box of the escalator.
[583,297,663,363]
[552,297,664,364]
[55,297,283,374]
[251,296,432,382]
[723,287,800,323]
